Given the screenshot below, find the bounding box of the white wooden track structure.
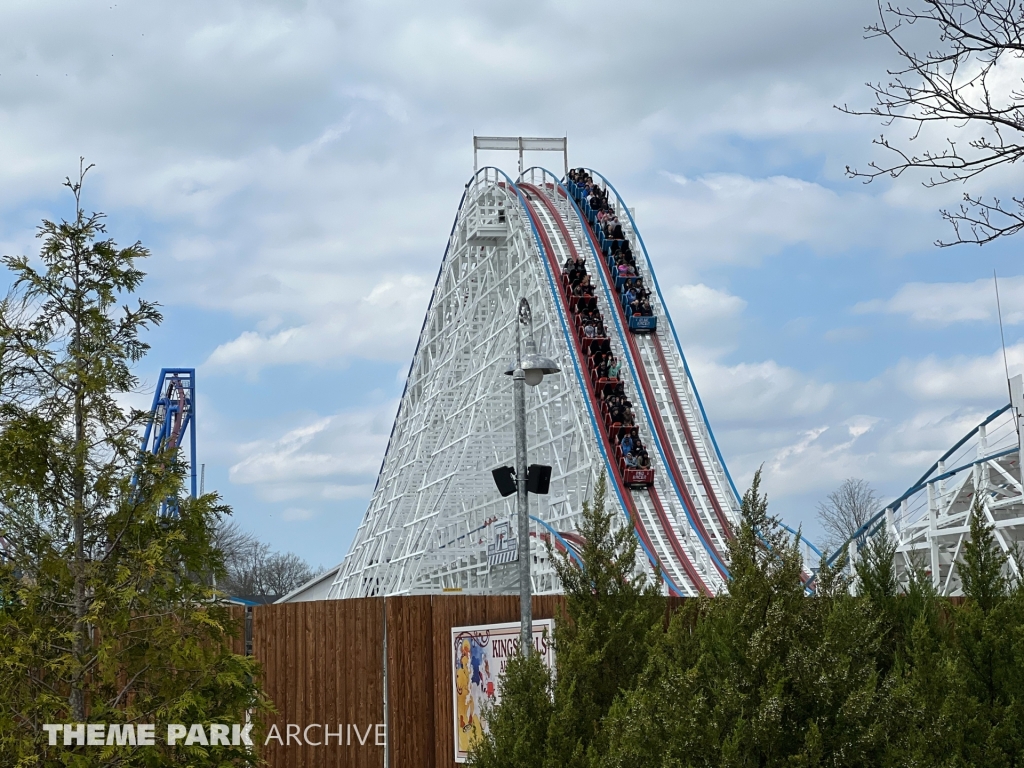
[322,166,824,600]
[833,376,1024,596]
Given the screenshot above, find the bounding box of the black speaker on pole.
[526,464,552,495]
[492,466,517,497]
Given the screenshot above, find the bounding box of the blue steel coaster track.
[137,368,197,514]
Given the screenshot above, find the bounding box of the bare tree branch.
[841,0,1024,245]
[213,519,321,598]
[817,478,880,552]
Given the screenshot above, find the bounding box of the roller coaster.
[11,156,1006,600]
[327,161,821,598]
[138,368,197,514]
[828,382,1024,595]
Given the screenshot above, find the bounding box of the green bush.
[471,471,1024,768]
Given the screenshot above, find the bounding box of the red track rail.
[647,485,712,596]
[518,184,710,596]
[650,335,735,539]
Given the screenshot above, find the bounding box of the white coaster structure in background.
[834,374,1024,595]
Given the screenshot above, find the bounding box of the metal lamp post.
[504,298,559,656]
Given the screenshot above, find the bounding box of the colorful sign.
[451,619,555,762]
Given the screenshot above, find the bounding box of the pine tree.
[941,495,1024,766]
[602,470,894,767]
[467,653,553,768]
[467,476,662,768]
[959,496,1008,613]
[0,164,268,766]
[543,475,662,768]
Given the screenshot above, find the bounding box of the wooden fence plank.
[253,595,575,768]
[386,596,435,768]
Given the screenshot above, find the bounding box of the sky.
[1,0,1022,568]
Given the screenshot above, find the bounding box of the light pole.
[504,298,559,656]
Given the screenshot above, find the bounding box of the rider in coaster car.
[608,357,621,380]
[620,431,635,456]
[622,405,635,427]
[624,452,638,468]
[609,402,624,425]
[569,260,585,285]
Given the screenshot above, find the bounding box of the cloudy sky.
[1,0,1021,568]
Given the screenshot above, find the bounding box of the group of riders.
[560,169,652,473]
[568,169,654,320]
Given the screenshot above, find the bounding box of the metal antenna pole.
[515,303,532,656]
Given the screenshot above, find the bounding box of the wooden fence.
[248,595,566,768]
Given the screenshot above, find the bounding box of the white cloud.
[856,275,1024,326]
[691,354,835,423]
[671,283,746,321]
[637,172,922,273]
[893,343,1024,401]
[228,401,398,502]
[715,342,1021,508]
[664,283,746,352]
[205,274,433,373]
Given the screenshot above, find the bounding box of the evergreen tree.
[603,470,893,767]
[467,653,553,768]
[959,497,1008,613]
[470,478,1024,768]
[940,496,1024,766]
[467,476,662,768]
[543,475,662,768]
[0,164,267,766]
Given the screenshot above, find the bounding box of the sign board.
[628,314,657,332]
[486,519,518,567]
[451,619,555,762]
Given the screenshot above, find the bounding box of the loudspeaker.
[491,466,517,497]
[526,464,552,495]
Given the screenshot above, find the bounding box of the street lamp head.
[524,367,544,387]
[505,337,560,386]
